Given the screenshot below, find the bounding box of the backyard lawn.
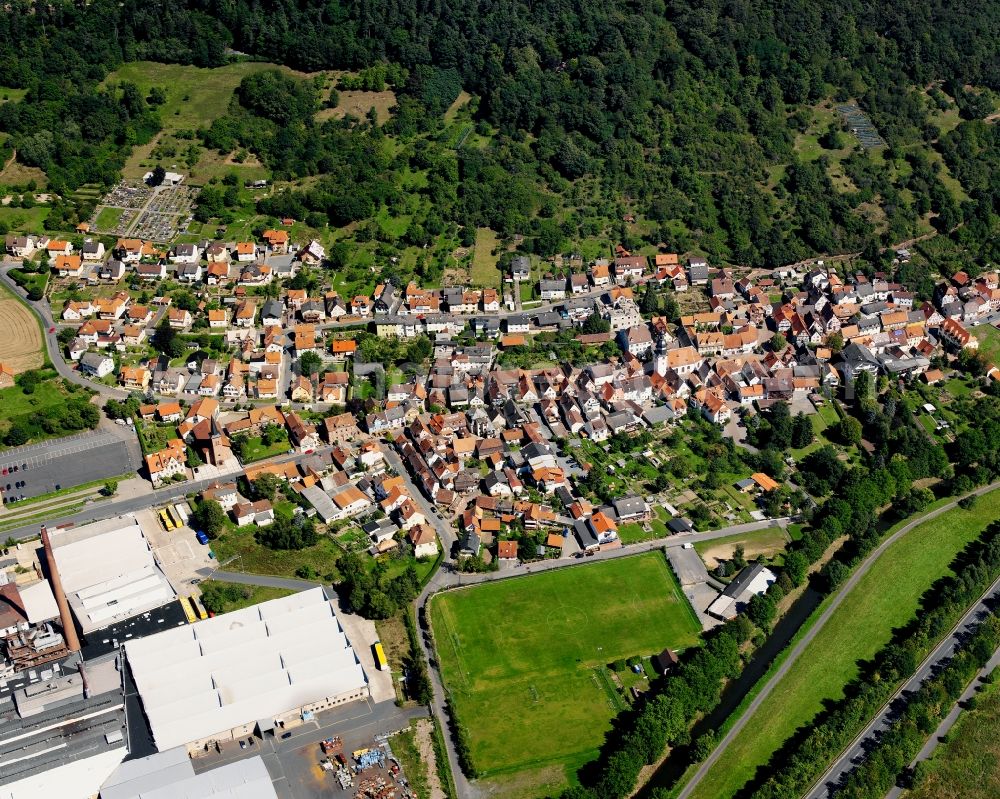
[617,521,653,544]
[689,487,1000,799]
[238,430,290,463]
[973,322,1000,364]
[431,553,700,795]
[471,228,501,288]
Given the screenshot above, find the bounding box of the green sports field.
[431,553,700,790]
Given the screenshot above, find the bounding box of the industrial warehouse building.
[48,515,177,635]
[124,587,369,752]
[100,748,277,799]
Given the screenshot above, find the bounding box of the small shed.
[652,648,679,675]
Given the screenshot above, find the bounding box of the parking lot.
[0,430,139,503]
[666,544,724,631]
[137,506,216,594]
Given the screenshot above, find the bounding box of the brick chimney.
[40,525,81,652]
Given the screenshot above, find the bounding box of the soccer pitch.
[430,552,700,785]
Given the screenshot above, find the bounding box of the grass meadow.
[471,227,501,288]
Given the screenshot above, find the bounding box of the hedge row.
[834,616,1000,799]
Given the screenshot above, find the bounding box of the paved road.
[0,263,130,401]
[5,446,331,542]
[381,444,459,556]
[676,481,1000,799]
[884,644,1000,799]
[207,570,320,592]
[808,574,1000,798]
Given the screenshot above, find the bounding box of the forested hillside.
[0,0,998,270]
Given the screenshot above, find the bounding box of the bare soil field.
[0,286,43,372]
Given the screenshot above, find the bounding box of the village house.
[79,352,115,379]
[156,401,183,423]
[145,439,187,486]
[54,254,84,277]
[409,525,439,559]
[232,499,275,528]
[5,235,35,258]
[81,240,105,261]
[323,412,359,444]
[62,300,94,321]
[262,229,289,253]
[207,309,228,329]
[46,239,73,259]
[120,366,151,391]
[235,300,256,327]
[170,244,201,264]
[167,308,192,330]
[330,339,357,361]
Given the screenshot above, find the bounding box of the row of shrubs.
[835,618,1000,799]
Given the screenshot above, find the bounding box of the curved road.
[0,263,130,400]
[808,573,1000,798]
[676,480,1000,799]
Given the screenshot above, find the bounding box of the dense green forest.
[1,0,999,269]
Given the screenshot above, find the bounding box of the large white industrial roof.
[1,746,126,799]
[124,587,368,751]
[49,516,177,634]
[100,749,276,799]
